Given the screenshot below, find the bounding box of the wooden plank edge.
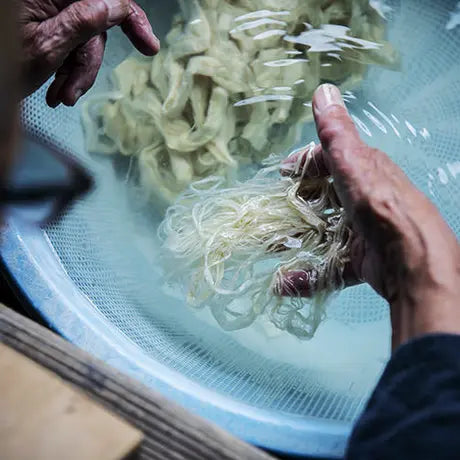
[0,305,275,460]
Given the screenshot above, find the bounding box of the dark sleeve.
[346,334,460,460]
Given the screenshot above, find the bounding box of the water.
[21,0,460,456]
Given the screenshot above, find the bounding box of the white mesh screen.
[21,0,460,425]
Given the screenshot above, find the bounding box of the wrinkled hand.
[20,0,160,107]
[281,84,460,346]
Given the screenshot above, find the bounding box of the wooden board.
[0,305,274,460]
[0,343,143,460]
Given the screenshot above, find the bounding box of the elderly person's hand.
[282,84,460,348]
[20,0,160,108]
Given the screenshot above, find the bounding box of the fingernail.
[143,21,161,53]
[314,84,346,115]
[152,33,161,51]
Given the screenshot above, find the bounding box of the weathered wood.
[0,343,143,460]
[0,305,274,460]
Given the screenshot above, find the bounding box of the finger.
[60,33,107,106]
[281,144,329,178]
[312,84,427,235]
[46,73,69,108]
[120,1,160,56]
[312,84,375,214]
[275,262,362,298]
[46,33,106,108]
[37,0,157,74]
[42,0,159,56]
[274,235,366,297]
[38,0,122,69]
[313,84,362,157]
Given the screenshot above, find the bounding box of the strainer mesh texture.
[21,0,460,423]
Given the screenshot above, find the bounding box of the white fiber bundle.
[159,144,352,339]
[83,0,398,204]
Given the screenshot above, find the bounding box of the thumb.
[312,84,374,215]
[36,0,130,71]
[312,84,364,174]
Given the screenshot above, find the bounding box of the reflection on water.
[83,0,398,206]
[345,94,431,144]
[284,24,382,52]
[340,90,460,197]
[233,6,398,109]
[39,1,460,450]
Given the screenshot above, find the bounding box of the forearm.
[391,287,460,349]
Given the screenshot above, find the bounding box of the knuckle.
[317,119,342,146]
[132,5,148,25]
[31,31,61,68]
[318,108,356,143]
[65,1,109,37]
[360,179,402,229]
[367,191,399,220]
[67,5,98,35]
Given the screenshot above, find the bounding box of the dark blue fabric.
[346,334,460,460]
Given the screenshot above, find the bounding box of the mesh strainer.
[2,0,460,457]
